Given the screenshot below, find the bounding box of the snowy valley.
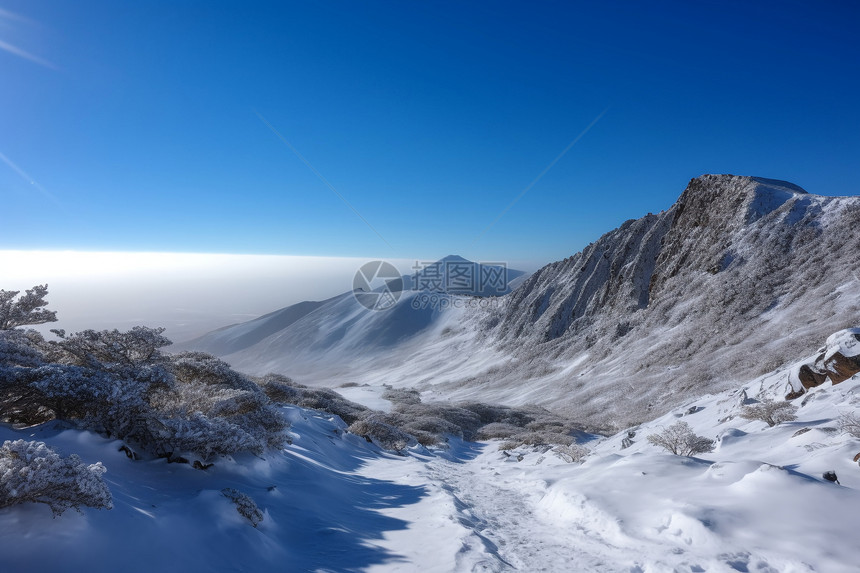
[2,175,860,572]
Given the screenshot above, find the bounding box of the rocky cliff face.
[189,174,860,431]
[452,174,860,429]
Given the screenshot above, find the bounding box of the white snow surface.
[2,350,860,572]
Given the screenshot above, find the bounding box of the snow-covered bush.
[0,440,112,516]
[740,399,798,427]
[1,297,287,462]
[475,422,522,440]
[459,402,536,427]
[157,354,289,456]
[0,285,57,331]
[647,421,714,456]
[258,373,302,403]
[839,412,860,439]
[394,404,483,440]
[499,431,574,451]
[221,488,263,528]
[0,330,55,425]
[382,387,422,405]
[259,374,369,425]
[348,415,416,452]
[156,413,264,460]
[553,443,590,463]
[170,351,258,392]
[49,326,172,369]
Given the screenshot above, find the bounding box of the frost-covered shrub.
[839,412,860,439]
[0,440,112,516]
[499,431,574,450]
[348,415,416,452]
[156,357,289,457]
[156,413,264,460]
[259,374,304,404]
[382,387,422,405]
[647,421,714,456]
[170,352,259,393]
[221,488,263,528]
[553,443,590,463]
[0,331,55,425]
[0,288,288,463]
[0,285,57,331]
[258,375,369,425]
[740,399,798,427]
[475,422,522,440]
[399,415,461,444]
[459,402,535,427]
[394,404,483,440]
[49,326,172,369]
[0,329,46,367]
[29,364,159,444]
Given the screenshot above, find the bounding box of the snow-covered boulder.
[788,328,860,396]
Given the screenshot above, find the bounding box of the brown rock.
[853,452,860,463]
[798,364,827,389]
[785,388,805,400]
[823,352,860,385]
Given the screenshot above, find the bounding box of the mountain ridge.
[187,174,860,430]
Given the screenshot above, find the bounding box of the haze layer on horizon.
[0,250,541,342]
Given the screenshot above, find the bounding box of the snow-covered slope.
[3,330,860,572]
[187,174,859,430]
[455,174,860,428]
[181,258,525,378]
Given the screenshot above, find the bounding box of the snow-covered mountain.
[188,175,860,431]
[178,257,526,376]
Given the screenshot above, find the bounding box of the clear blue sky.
[1,0,858,266]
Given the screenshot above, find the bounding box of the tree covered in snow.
[839,412,860,439]
[0,440,112,516]
[647,421,714,456]
[0,286,288,463]
[0,285,57,331]
[740,399,798,427]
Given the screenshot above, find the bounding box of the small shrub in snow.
[740,399,798,427]
[0,440,112,516]
[475,422,522,440]
[499,431,574,451]
[382,387,422,405]
[553,443,590,463]
[647,421,714,456]
[221,488,263,527]
[155,413,264,460]
[394,404,483,440]
[459,402,535,427]
[259,375,369,425]
[839,412,860,439]
[399,415,461,443]
[259,374,303,404]
[348,415,415,452]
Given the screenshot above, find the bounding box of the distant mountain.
[179,258,527,375]
[186,175,860,430]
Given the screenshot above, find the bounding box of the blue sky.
[1,0,859,266]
